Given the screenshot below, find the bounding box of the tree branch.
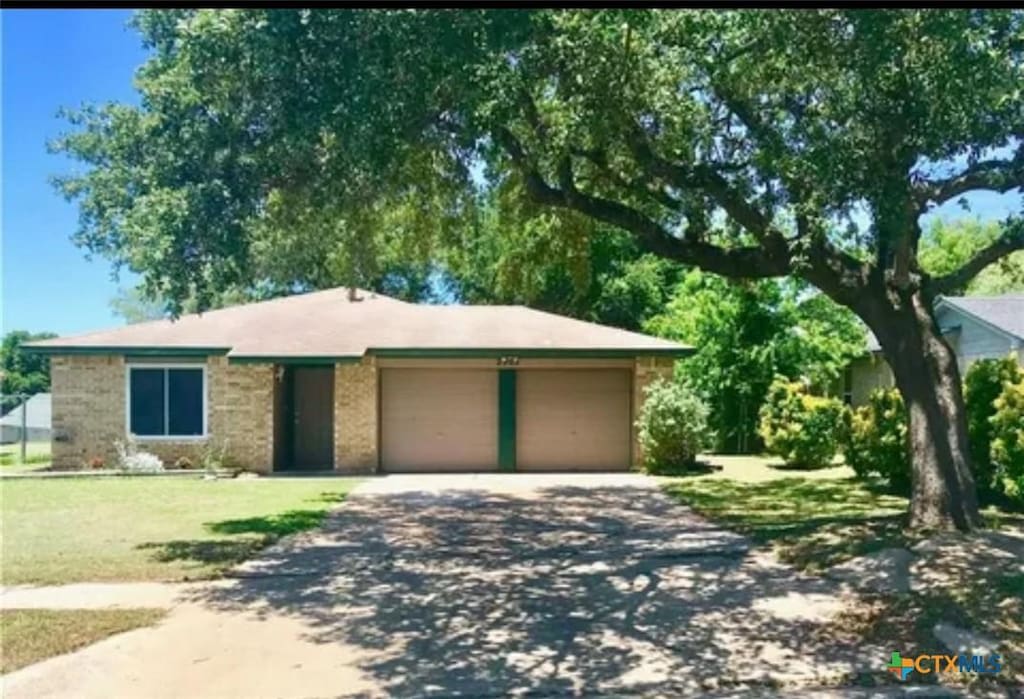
[917,155,1024,210]
[929,218,1024,295]
[494,128,790,279]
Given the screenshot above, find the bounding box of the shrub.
[636,379,711,474]
[991,377,1024,503]
[114,440,164,473]
[173,456,194,470]
[964,355,1024,499]
[87,456,106,470]
[758,377,846,468]
[844,388,911,493]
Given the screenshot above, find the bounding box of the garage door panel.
[381,369,498,472]
[517,370,631,471]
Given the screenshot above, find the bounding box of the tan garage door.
[381,368,498,472]
[516,369,632,471]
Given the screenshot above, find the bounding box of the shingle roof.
[27,287,691,358]
[863,294,1024,352]
[940,295,1024,341]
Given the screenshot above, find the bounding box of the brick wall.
[50,355,126,469]
[632,355,677,468]
[334,357,379,473]
[49,355,274,472]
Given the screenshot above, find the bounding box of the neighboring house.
[0,392,52,443]
[848,294,1024,406]
[26,288,691,472]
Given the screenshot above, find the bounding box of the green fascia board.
[369,347,693,359]
[228,355,363,365]
[22,345,230,357]
[498,369,517,471]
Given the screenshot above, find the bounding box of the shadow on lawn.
[662,477,911,570]
[139,492,347,571]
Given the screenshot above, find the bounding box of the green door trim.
[498,369,517,471]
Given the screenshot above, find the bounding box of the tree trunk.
[873,291,981,532]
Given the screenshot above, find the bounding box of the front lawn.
[662,475,909,571]
[663,468,1024,688]
[0,608,165,674]
[0,442,51,473]
[0,477,360,585]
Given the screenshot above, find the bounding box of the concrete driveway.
[3,473,881,698]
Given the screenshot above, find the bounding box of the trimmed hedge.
[843,388,911,493]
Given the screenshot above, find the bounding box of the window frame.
[125,363,208,440]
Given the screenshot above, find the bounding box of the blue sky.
[2,10,1021,337]
[2,9,147,336]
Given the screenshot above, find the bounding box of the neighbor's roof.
[0,393,51,429]
[27,288,691,360]
[939,295,1024,342]
[864,294,1024,352]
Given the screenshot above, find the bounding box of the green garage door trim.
[498,369,517,471]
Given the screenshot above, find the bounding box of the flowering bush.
[635,379,711,474]
[758,377,846,468]
[964,355,1023,499]
[843,388,910,493]
[991,377,1024,503]
[114,440,165,473]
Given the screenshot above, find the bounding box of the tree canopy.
[1,331,58,400]
[55,10,1023,315]
[53,9,1024,530]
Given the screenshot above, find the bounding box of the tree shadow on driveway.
[183,484,888,696]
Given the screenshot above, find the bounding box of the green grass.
[0,608,165,674]
[0,442,51,471]
[0,477,360,585]
[662,475,910,570]
[664,473,1024,687]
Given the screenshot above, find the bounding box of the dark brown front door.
[284,366,334,470]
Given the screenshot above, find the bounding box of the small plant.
[114,439,165,473]
[964,355,1024,500]
[991,377,1024,503]
[635,378,711,474]
[758,377,846,469]
[198,439,232,475]
[843,388,910,493]
[173,456,194,470]
[87,456,106,470]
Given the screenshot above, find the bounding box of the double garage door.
[380,368,632,472]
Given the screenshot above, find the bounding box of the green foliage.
[844,389,911,493]
[964,356,1024,498]
[1,331,58,399]
[635,379,711,474]
[920,220,1024,296]
[645,271,863,453]
[990,377,1024,503]
[52,10,1024,314]
[443,198,680,329]
[758,378,847,469]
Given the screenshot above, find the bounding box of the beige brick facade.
[49,355,274,472]
[632,355,677,467]
[334,357,379,473]
[50,353,674,473]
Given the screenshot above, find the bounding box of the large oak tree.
[55,9,1024,530]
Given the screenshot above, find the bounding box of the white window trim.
[125,363,209,441]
